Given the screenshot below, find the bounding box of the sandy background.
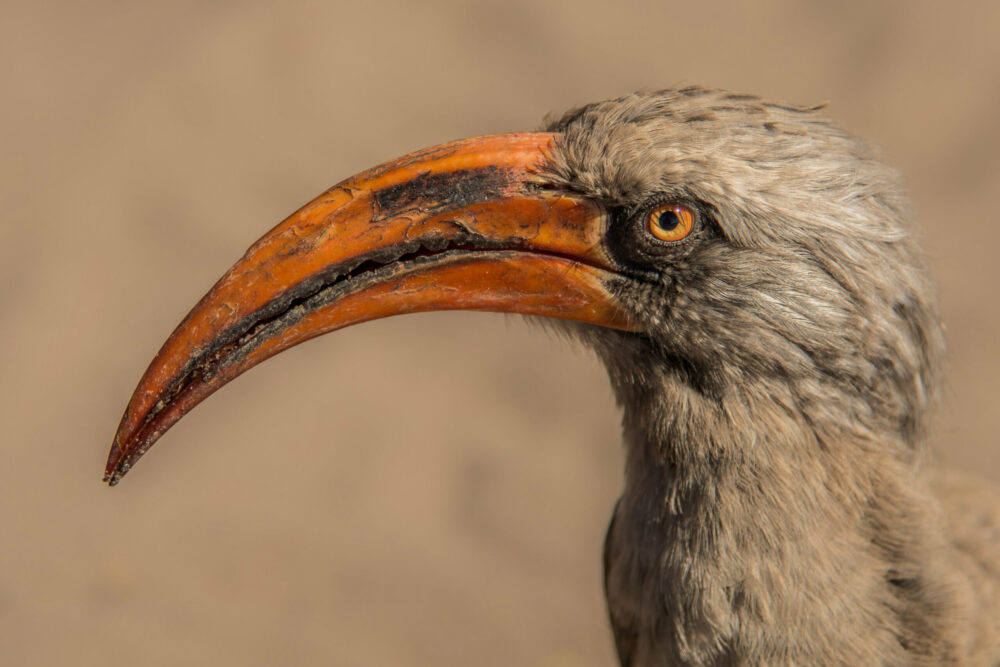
[2,1,998,665]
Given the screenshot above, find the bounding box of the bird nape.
[106,88,1000,665]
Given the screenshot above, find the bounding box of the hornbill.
[106,89,1000,665]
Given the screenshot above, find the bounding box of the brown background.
[2,2,998,665]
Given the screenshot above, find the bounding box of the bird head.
[106,88,943,485]
[542,90,944,458]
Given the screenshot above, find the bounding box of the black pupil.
[656,209,680,231]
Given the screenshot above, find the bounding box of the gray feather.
[536,88,999,665]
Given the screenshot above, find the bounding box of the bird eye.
[646,203,695,243]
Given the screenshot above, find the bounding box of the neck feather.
[602,358,965,664]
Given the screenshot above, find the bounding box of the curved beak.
[106,132,634,485]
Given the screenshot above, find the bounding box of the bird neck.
[604,367,958,663]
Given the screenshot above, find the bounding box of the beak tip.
[104,465,127,487]
[104,438,128,486]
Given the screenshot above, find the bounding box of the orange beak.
[105,132,635,485]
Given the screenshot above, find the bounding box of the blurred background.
[2,1,998,664]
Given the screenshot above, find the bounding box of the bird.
[106,88,1000,665]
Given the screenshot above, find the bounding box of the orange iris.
[646,203,695,242]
